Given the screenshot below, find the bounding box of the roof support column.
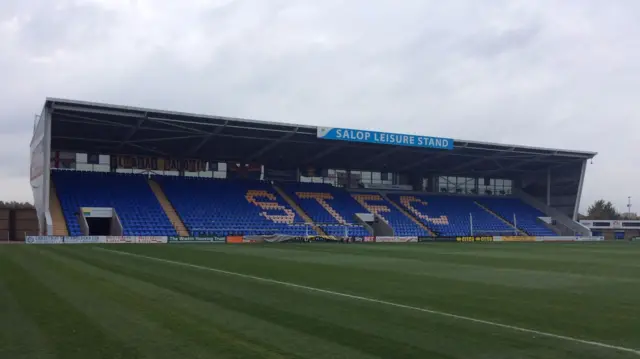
[430,176,439,192]
[546,167,551,207]
[573,159,588,221]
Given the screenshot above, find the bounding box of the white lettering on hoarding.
[27,236,169,244]
[26,236,64,244]
[104,236,168,244]
[320,127,453,150]
[63,236,106,244]
[338,130,443,146]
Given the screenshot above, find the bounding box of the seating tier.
[351,193,430,237]
[157,177,308,236]
[476,197,557,236]
[279,182,369,237]
[53,170,556,238]
[388,194,514,237]
[53,171,176,236]
[280,183,430,237]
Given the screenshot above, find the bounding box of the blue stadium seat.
[52,170,555,239]
[155,176,309,236]
[350,192,431,237]
[475,197,557,236]
[279,183,429,237]
[388,194,515,237]
[279,182,370,237]
[52,170,177,236]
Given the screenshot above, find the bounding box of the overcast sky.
[1,0,639,213]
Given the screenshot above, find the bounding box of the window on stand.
[438,176,510,196]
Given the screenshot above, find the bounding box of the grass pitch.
[1,242,639,359]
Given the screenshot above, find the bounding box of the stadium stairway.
[278,182,371,237]
[53,171,177,236]
[156,177,310,237]
[148,179,190,237]
[473,201,526,236]
[272,184,326,236]
[379,193,436,237]
[388,194,515,237]
[389,195,449,236]
[351,193,392,227]
[351,193,431,237]
[515,190,588,236]
[298,193,347,224]
[49,180,69,236]
[475,197,558,236]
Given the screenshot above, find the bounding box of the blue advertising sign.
[317,127,454,150]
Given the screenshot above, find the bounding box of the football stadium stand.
[156,176,310,237]
[51,170,560,238]
[53,170,177,236]
[31,98,598,239]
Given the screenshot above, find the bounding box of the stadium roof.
[44,98,597,179]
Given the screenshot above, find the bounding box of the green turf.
[1,242,639,359]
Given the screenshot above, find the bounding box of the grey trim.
[47,97,315,130]
[515,189,591,236]
[454,140,596,158]
[397,152,450,172]
[302,146,344,164]
[245,127,300,162]
[442,147,515,173]
[45,97,597,158]
[357,147,404,167]
[573,159,588,221]
[43,107,53,235]
[187,119,229,156]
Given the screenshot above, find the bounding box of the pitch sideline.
[95,247,640,356]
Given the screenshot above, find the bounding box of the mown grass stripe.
[28,247,258,359]
[64,246,450,358]
[0,281,55,359]
[96,247,640,357]
[0,249,141,359]
[116,243,640,346]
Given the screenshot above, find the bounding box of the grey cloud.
[0,132,31,178]
[0,0,638,212]
[15,3,118,56]
[460,24,542,59]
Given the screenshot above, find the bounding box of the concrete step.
[272,184,326,236]
[473,201,527,236]
[382,194,436,237]
[148,179,189,237]
[50,180,69,236]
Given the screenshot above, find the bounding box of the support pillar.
[546,168,551,207]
